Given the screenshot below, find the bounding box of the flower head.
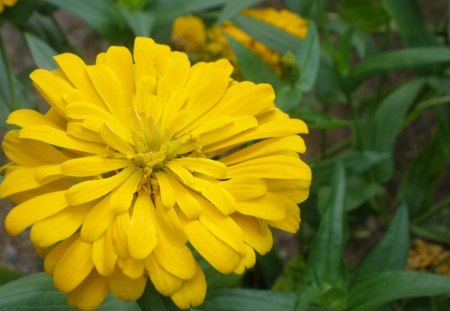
[1,37,311,310]
[0,0,17,12]
[171,15,207,54]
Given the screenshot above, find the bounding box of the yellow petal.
[193,177,235,215]
[266,178,310,203]
[66,167,134,206]
[145,255,183,296]
[173,157,226,179]
[30,202,91,247]
[232,214,273,255]
[235,193,286,221]
[81,194,116,242]
[5,191,68,236]
[62,157,129,177]
[157,52,190,104]
[154,196,188,245]
[104,46,134,103]
[267,195,301,233]
[128,189,157,259]
[30,69,74,111]
[92,228,118,276]
[154,171,176,208]
[3,130,69,166]
[54,236,94,293]
[0,164,62,198]
[44,235,78,275]
[198,116,258,147]
[220,135,306,165]
[54,53,105,107]
[100,124,135,155]
[110,170,144,213]
[117,257,145,279]
[109,267,146,300]
[170,262,206,309]
[67,271,109,311]
[19,125,105,154]
[184,218,240,273]
[111,213,131,258]
[153,233,196,280]
[7,109,63,129]
[226,155,311,180]
[220,177,267,201]
[170,176,202,219]
[66,122,103,143]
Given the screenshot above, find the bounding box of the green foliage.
[0,0,449,310]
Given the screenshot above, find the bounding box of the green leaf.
[293,106,351,129]
[199,289,295,311]
[137,281,179,311]
[255,248,283,288]
[0,273,139,310]
[217,0,263,24]
[24,32,58,70]
[412,223,450,244]
[338,0,389,32]
[297,22,320,91]
[199,257,241,291]
[306,162,347,289]
[314,50,346,104]
[0,0,38,26]
[348,47,450,85]
[354,204,409,280]
[273,255,308,292]
[348,271,450,311]
[44,0,126,43]
[361,79,425,182]
[383,0,437,47]
[231,15,303,55]
[0,266,23,286]
[399,132,446,217]
[227,36,282,88]
[119,8,154,37]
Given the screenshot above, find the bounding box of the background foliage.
[0,0,449,310]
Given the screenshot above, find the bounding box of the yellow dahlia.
[171,15,207,54]
[0,0,17,12]
[1,37,311,310]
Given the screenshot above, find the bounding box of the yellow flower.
[171,15,207,54]
[407,239,450,276]
[171,8,308,76]
[1,37,311,310]
[0,0,17,12]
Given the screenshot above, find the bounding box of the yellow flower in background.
[171,8,308,76]
[1,37,311,309]
[407,239,450,276]
[0,0,17,12]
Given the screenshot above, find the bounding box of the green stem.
[320,105,330,158]
[0,32,17,111]
[49,14,76,53]
[413,197,450,225]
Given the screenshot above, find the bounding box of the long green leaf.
[297,22,320,91]
[231,15,303,54]
[0,273,139,310]
[348,271,450,311]
[354,204,409,280]
[0,266,23,286]
[348,47,450,85]
[24,32,58,70]
[227,36,282,88]
[383,0,437,47]
[119,9,154,37]
[306,162,347,289]
[199,289,296,311]
[137,282,179,311]
[217,0,263,24]
[361,79,425,182]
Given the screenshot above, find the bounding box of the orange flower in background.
[0,37,310,309]
[171,8,308,75]
[407,239,450,276]
[0,0,17,12]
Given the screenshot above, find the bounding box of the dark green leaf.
[399,133,446,216]
[314,50,346,104]
[0,266,23,286]
[231,15,303,55]
[361,79,425,181]
[44,0,126,42]
[0,273,139,310]
[25,32,58,70]
[137,281,179,311]
[120,9,154,37]
[354,204,410,280]
[199,257,241,291]
[297,22,320,91]
[199,289,295,311]
[383,0,437,47]
[306,162,347,289]
[217,0,263,24]
[348,271,450,311]
[273,255,308,292]
[255,248,283,288]
[411,223,450,244]
[0,0,38,26]
[227,36,282,88]
[338,0,389,32]
[294,106,351,129]
[348,48,450,85]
